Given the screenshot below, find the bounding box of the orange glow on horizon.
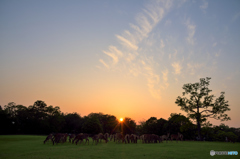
[119,118,123,122]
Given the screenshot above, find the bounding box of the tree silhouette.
[121,117,136,135]
[175,77,231,140]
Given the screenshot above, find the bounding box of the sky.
[1,0,240,128]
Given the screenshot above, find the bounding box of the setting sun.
[120,118,123,122]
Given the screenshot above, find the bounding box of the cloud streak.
[98,0,220,99]
[200,0,208,13]
[162,69,169,89]
[99,0,173,99]
[116,35,138,51]
[185,18,196,45]
[102,46,123,64]
[187,63,204,75]
[172,62,182,75]
[99,59,109,69]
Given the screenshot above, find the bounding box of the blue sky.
[1,0,240,127]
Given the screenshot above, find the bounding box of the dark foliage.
[0,100,239,142]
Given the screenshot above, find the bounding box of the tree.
[46,107,65,134]
[201,121,214,141]
[4,102,17,118]
[175,77,231,140]
[101,114,118,134]
[82,115,102,134]
[63,112,83,133]
[168,113,195,140]
[144,117,158,134]
[136,119,146,135]
[121,117,136,135]
[14,105,29,134]
[157,118,168,135]
[0,106,12,134]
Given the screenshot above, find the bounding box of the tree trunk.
[197,118,201,141]
[196,106,201,141]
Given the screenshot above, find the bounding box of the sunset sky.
[1,0,240,127]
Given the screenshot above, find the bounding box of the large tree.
[175,77,231,140]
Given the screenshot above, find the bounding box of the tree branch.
[200,109,213,114]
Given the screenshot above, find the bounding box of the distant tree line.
[0,100,239,142]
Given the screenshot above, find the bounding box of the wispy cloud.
[164,19,172,26]
[97,0,236,107]
[116,35,138,51]
[187,63,204,75]
[200,0,208,13]
[99,0,173,99]
[172,62,182,74]
[103,46,123,64]
[162,69,169,89]
[168,49,178,60]
[185,18,196,45]
[212,42,217,47]
[141,58,161,99]
[160,39,165,49]
[99,59,109,69]
[215,49,221,57]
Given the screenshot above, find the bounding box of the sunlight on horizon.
[119,118,123,122]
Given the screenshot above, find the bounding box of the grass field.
[0,135,239,159]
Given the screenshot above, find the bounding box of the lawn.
[0,135,239,159]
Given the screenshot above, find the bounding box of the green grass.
[0,135,239,159]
